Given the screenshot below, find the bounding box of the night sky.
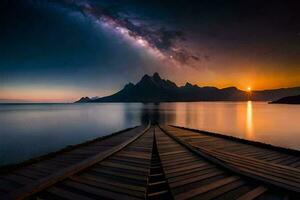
[1,0,300,102]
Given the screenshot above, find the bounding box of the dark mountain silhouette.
[76,97,92,103]
[271,94,300,104]
[75,73,300,103]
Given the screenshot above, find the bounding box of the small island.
[271,94,300,104]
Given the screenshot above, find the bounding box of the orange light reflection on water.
[246,101,253,139]
[166,102,300,150]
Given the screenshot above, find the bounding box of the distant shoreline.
[0,101,270,105]
[269,94,300,105]
[76,73,300,103]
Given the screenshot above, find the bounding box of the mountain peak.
[152,72,161,80]
[141,74,151,80]
[152,73,163,84]
[185,82,193,87]
[183,82,199,89]
[75,97,91,103]
[140,72,162,82]
[124,82,134,90]
[75,72,300,103]
[222,86,238,91]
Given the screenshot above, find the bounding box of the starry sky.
[1,0,300,102]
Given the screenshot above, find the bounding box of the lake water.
[1,102,300,166]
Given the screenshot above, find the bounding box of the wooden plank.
[46,186,94,200]
[207,149,300,178]
[190,142,300,178]
[196,179,246,199]
[257,153,286,161]
[3,124,150,200]
[77,173,145,192]
[236,186,268,200]
[232,165,300,192]
[167,166,217,182]
[117,152,151,160]
[187,137,221,144]
[62,180,141,200]
[0,174,34,185]
[159,150,188,156]
[173,173,229,193]
[108,158,149,168]
[272,155,297,164]
[161,126,300,194]
[170,170,225,188]
[174,176,240,200]
[195,149,300,188]
[69,176,144,198]
[169,169,217,185]
[241,150,272,157]
[31,163,64,174]
[233,161,300,185]
[27,166,56,175]
[264,154,292,162]
[278,157,300,166]
[161,157,197,166]
[216,143,247,151]
[169,126,300,163]
[163,160,201,170]
[14,169,46,180]
[289,160,300,168]
[159,153,192,160]
[84,171,145,187]
[252,151,281,160]
[90,168,148,182]
[156,127,255,200]
[166,164,215,179]
[165,163,208,174]
[92,165,147,177]
[0,178,20,192]
[214,185,254,200]
[99,161,149,173]
[111,156,150,166]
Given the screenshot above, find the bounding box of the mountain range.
[76,73,300,103]
[271,95,300,104]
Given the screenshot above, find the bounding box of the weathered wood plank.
[62,180,141,200]
[69,176,145,198]
[174,176,240,200]
[46,186,94,200]
[170,170,225,188]
[196,179,246,199]
[169,125,300,169]
[76,173,145,192]
[160,125,300,197]
[3,124,150,200]
[204,148,300,178]
[236,186,268,200]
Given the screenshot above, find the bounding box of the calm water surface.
[0,102,300,166]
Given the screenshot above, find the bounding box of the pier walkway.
[0,124,299,199]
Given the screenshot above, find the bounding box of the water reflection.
[137,102,300,151]
[1,102,300,166]
[140,103,176,125]
[246,101,253,139]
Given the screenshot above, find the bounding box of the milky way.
[1,0,300,102]
[53,0,200,68]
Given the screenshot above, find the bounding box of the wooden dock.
[0,124,300,199]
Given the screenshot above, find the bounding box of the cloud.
[50,0,200,68]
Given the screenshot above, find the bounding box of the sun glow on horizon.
[0,85,114,103]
